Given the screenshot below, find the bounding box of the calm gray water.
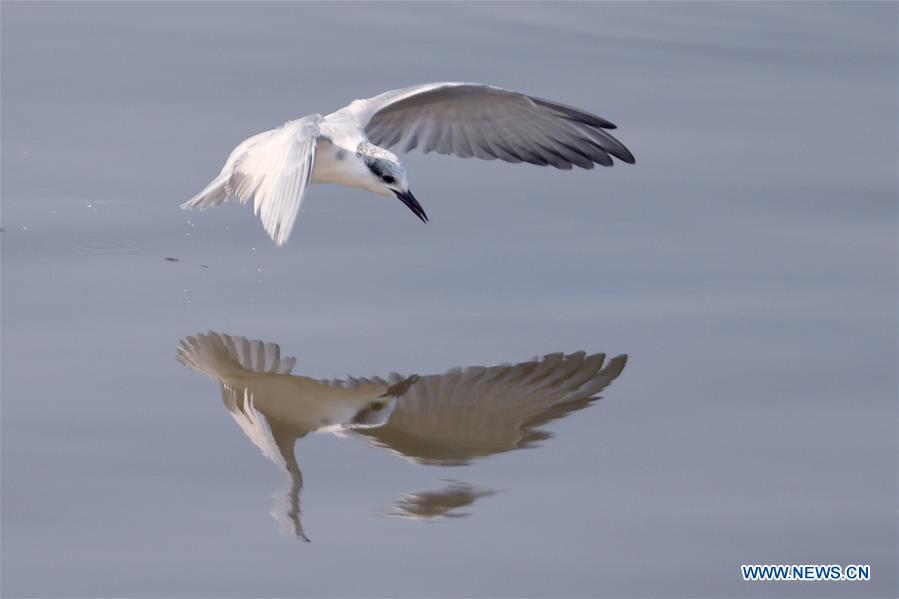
[2,2,896,597]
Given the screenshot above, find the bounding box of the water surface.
[2,2,896,597]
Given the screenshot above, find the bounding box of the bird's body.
[182,82,634,246]
[312,117,376,188]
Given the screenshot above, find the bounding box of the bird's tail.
[176,331,297,380]
[180,172,230,210]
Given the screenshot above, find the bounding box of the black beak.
[392,189,428,223]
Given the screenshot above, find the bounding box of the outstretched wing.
[339,83,634,170]
[353,351,628,465]
[181,116,321,246]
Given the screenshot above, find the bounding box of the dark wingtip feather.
[530,96,618,129]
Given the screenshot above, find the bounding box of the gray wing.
[346,83,634,170]
[353,351,628,465]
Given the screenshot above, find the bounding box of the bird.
[180,82,635,246]
[176,331,628,539]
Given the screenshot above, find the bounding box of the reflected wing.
[177,332,310,540]
[355,352,628,465]
[223,389,310,542]
[176,332,299,466]
[181,116,321,246]
[343,83,634,169]
[177,331,297,378]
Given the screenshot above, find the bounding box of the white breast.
[311,137,373,191]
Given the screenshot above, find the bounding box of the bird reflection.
[177,332,627,540]
[388,481,498,520]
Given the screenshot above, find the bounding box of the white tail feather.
[180,172,230,210]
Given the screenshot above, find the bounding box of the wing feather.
[353,351,628,465]
[340,83,634,170]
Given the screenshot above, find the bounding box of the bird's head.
[350,395,398,428]
[358,143,427,222]
[349,373,418,428]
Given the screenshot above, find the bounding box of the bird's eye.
[370,401,384,411]
[381,175,395,184]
